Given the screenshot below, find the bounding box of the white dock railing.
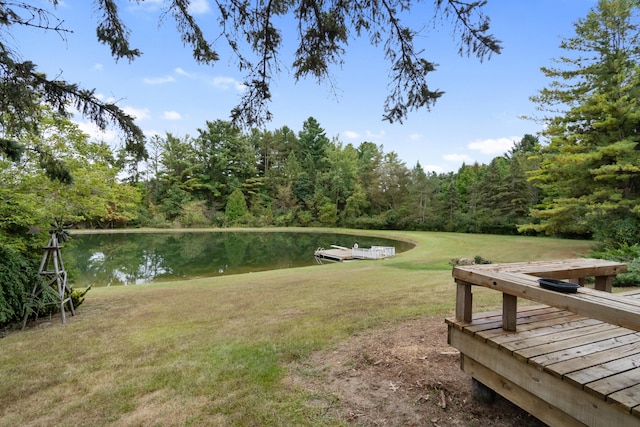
[351,246,395,260]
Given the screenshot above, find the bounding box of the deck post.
[594,275,613,292]
[502,293,517,331]
[455,280,472,322]
[471,378,496,404]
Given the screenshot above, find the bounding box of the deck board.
[541,336,640,378]
[526,328,639,368]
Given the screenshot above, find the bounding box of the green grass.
[0,230,594,426]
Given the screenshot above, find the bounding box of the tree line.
[120,118,541,235]
[0,110,544,233]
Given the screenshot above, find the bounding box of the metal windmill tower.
[22,220,75,328]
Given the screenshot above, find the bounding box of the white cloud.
[188,0,210,14]
[135,0,162,11]
[175,67,192,77]
[422,164,445,173]
[123,107,151,121]
[143,75,176,85]
[163,111,182,120]
[468,136,519,154]
[212,76,246,91]
[443,153,474,163]
[94,93,116,103]
[144,129,162,139]
[365,130,385,139]
[75,121,118,144]
[343,130,360,139]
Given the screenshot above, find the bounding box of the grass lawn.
[0,230,594,426]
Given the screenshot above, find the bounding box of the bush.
[0,245,38,326]
[449,256,492,267]
[225,188,249,223]
[474,255,492,265]
[1,243,91,327]
[178,200,210,227]
[22,283,90,322]
[590,215,640,249]
[590,243,640,287]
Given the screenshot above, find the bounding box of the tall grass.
[0,230,593,426]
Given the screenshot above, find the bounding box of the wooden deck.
[447,259,640,427]
[314,247,355,262]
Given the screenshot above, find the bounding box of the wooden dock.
[447,259,640,427]
[314,247,355,262]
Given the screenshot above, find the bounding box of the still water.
[66,231,413,287]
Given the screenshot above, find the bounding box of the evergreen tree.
[357,141,384,215]
[407,162,430,225]
[454,163,486,232]
[225,188,249,223]
[318,141,359,213]
[298,117,330,181]
[195,120,258,208]
[526,0,640,245]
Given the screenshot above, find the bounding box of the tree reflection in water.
[68,232,413,287]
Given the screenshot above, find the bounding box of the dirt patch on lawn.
[290,316,548,427]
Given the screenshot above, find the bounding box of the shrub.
[590,243,640,287]
[474,255,492,265]
[2,244,91,327]
[225,188,249,223]
[449,256,492,267]
[178,200,209,227]
[0,245,38,326]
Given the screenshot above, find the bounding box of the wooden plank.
[566,355,640,388]
[505,322,618,357]
[445,306,547,332]
[459,307,568,337]
[573,288,640,311]
[607,383,640,416]
[619,289,640,298]
[491,320,603,354]
[458,258,627,278]
[586,366,640,400]
[543,336,640,379]
[449,326,639,426]
[475,313,589,344]
[526,329,639,368]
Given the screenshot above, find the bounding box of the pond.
[66,231,414,287]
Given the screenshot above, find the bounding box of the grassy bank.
[0,230,594,426]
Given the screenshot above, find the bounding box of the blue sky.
[18,0,598,172]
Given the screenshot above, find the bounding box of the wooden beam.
[455,258,627,278]
[595,275,613,292]
[455,280,472,322]
[502,293,517,331]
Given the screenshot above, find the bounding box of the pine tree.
[526,0,640,245]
